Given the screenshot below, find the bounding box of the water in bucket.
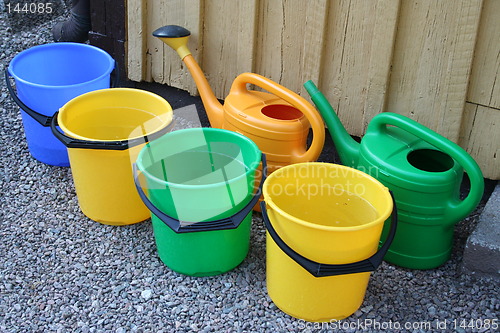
[6,43,115,166]
[135,128,262,276]
[271,187,378,227]
[146,151,247,187]
[261,163,396,321]
[52,88,173,225]
[65,107,164,141]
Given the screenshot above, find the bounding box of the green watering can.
[304,81,484,269]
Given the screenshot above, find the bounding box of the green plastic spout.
[304,80,360,167]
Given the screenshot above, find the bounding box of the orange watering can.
[153,25,325,191]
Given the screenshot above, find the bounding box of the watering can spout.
[304,80,359,166]
[153,25,225,128]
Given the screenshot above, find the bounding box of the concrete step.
[462,184,500,279]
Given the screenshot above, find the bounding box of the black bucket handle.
[50,110,174,150]
[4,61,119,127]
[133,154,267,233]
[260,191,397,278]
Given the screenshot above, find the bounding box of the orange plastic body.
[183,55,325,177]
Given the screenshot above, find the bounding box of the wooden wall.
[90,0,126,79]
[126,0,499,179]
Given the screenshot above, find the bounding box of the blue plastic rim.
[7,43,115,166]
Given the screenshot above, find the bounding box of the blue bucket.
[6,43,115,166]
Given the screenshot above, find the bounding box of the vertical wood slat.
[136,0,202,93]
[125,0,499,178]
[90,0,106,35]
[106,0,125,40]
[460,103,499,179]
[127,0,146,81]
[302,0,329,93]
[254,0,328,95]
[202,0,258,98]
[146,0,167,83]
[362,0,400,130]
[318,0,399,136]
[386,0,483,142]
[467,0,500,109]
[170,0,202,95]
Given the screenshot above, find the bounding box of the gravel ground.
[1,5,499,333]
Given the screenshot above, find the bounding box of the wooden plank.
[127,0,146,82]
[146,0,167,83]
[467,0,500,109]
[298,0,329,95]
[90,0,106,35]
[108,0,125,40]
[318,0,400,136]
[142,0,202,93]
[254,0,284,84]
[113,38,126,80]
[202,0,258,98]
[459,103,500,179]
[254,0,327,96]
[362,0,401,130]
[386,0,483,142]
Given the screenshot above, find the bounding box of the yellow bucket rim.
[262,162,393,232]
[57,88,173,142]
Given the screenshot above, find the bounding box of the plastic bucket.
[134,128,263,276]
[6,43,116,166]
[51,88,173,225]
[261,163,397,321]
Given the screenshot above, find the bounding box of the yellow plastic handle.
[230,73,325,162]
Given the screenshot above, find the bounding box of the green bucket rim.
[136,127,262,190]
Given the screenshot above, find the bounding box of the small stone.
[361,305,374,313]
[354,310,363,317]
[141,289,153,300]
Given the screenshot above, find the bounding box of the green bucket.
[134,128,263,276]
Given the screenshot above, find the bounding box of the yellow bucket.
[261,163,396,321]
[51,88,173,225]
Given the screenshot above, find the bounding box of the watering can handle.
[260,191,398,278]
[50,111,174,150]
[133,154,267,233]
[5,62,119,127]
[368,112,484,221]
[230,73,325,163]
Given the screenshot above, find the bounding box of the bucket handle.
[4,68,52,126]
[50,111,174,150]
[260,191,398,277]
[133,154,267,233]
[4,62,120,127]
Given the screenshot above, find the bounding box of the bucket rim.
[57,88,173,142]
[8,42,114,89]
[263,162,393,232]
[136,127,262,190]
